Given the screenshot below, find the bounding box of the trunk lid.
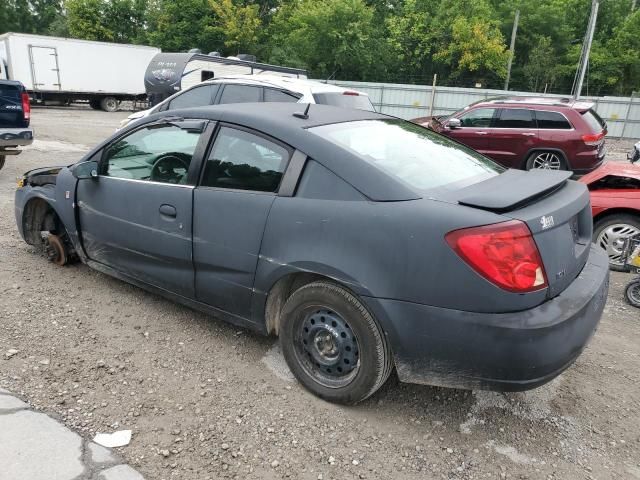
[0,82,27,128]
[448,169,592,298]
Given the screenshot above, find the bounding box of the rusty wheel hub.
[44,234,68,266]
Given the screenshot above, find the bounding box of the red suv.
[414,97,607,174]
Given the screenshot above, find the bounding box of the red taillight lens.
[445,220,548,293]
[343,91,359,96]
[21,92,31,121]
[582,132,604,146]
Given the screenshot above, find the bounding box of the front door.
[76,120,208,298]
[193,124,292,319]
[446,107,497,156]
[488,108,539,168]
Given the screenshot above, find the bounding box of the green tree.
[522,36,557,92]
[210,0,261,54]
[65,0,146,43]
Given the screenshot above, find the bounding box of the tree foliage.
[1,0,639,95]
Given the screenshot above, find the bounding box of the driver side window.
[458,108,496,128]
[103,125,202,185]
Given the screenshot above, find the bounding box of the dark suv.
[414,97,607,174]
[0,80,33,171]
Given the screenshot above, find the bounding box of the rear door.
[29,46,61,91]
[447,107,497,155]
[193,124,292,319]
[488,108,538,168]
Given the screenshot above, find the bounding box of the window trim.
[98,118,213,186]
[196,121,295,195]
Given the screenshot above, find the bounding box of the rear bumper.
[0,127,34,150]
[571,147,605,174]
[364,245,609,391]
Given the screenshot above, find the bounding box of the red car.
[580,161,640,270]
[413,97,607,174]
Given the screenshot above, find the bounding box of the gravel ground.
[1,107,640,480]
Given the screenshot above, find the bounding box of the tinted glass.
[581,109,606,132]
[535,111,572,129]
[458,108,496,127]
[168,85,217,110]
[310,120,503,192]
[103,124,201,184]
[201,70,214,81]
[201,127,289,192]
[218,85,262,104]
[495,108,535,128]
[312,92,375,111]
[264,88,300,103]
[0,83,22,128]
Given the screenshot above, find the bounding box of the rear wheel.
[89,99,101,110]
[594,214,640,271]
[0,155,5,171]
[279,281,393,404]
[625,279,640,308]
[100,96,119,112]
[526,151,566,171]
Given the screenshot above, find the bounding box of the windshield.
[313,92,375,111]
[310,119,504,192]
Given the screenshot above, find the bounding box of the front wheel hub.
[297,309,359,385]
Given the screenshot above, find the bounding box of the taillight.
[21,92,31,122]
[445,220,548,293]
[582,132,604,146]
[343,91,359,96]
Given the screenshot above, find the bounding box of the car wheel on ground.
[594,214,640,271]
[526,151,566,171]
[279,281,393,405]
[100,97,119,112]
[625,279,640,307]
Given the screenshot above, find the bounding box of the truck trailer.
[0,33,160,111]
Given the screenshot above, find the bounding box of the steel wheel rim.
[628,282,640,305]
[532,152,562,170]
[597,223,640,267]
[293,307,360,389]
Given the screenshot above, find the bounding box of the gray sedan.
[15,103,608,404]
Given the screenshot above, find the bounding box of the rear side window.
[218,85,262,104]
[264,88,300,103]
[495,109,535,128]
[312,92,375,111]
[310,119,503,192]
[201,127,290,192]
[581,109,606,132]
[535,111,572,129]
[168,84,218,110]
[458,108,496,128]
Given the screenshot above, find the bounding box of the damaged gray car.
[15,103,609,404]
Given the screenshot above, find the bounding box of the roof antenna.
[293,103,311,120]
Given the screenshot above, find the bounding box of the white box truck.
[0,33,160,111]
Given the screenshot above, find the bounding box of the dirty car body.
[15,103,609,401]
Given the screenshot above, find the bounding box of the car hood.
[579,161,640,185]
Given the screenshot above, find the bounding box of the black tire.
[594,214,640,272]
[100,96,119,112]
[0,155,5,171]
[89,99,101,110]
[279,281,393,404]
[625,279,640,308]
[525,150,567,171]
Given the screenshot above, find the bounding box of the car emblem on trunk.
[540,215,555,230]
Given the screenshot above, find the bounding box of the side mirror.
[447,118,462,129]
[71,160,99,180]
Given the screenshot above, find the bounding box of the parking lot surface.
[1,107,639,480]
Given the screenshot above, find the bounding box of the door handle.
[159,204,177,218]
[521,132,536,136]
[475,131,488,135]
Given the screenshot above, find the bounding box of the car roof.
[142,102,416,202]
[0,79,25,88]
[472,96,593,111]
[202,74,369,96]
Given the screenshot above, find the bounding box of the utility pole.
[573,0,599,99]
[504,9,520,91]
